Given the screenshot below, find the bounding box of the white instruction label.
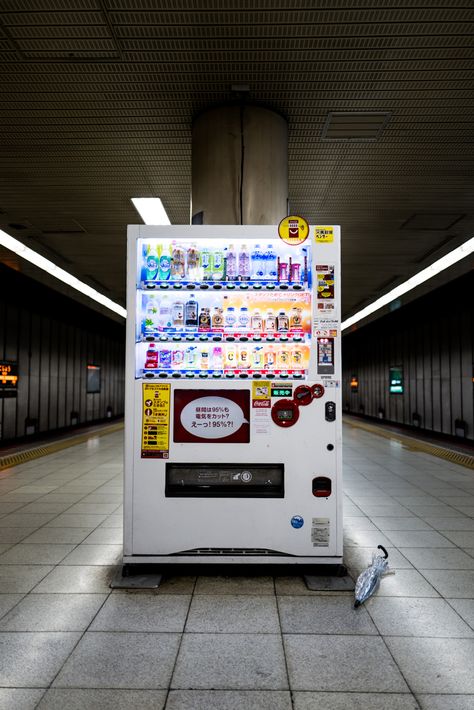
[312,518,330,547]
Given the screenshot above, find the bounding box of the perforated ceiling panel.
[0,0,473,318]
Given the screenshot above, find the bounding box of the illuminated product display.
[124,225,342,567]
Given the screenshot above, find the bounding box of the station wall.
[0,265,125,443]
[342,271,473,442]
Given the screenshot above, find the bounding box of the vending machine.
[124,222,342,566]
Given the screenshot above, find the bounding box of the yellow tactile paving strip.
[344,417,474,471]
[0,421,124,472]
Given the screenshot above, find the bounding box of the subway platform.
[0,422,473,709]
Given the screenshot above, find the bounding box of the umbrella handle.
[377,544,388,559]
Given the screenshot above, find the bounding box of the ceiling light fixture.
[342,236,474,331]
[0,229,127,319]
[131,198,171,225]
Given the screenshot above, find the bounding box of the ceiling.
[0,0,473,321]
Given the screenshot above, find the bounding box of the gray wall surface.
[0,265,125,443]
[342,272,473,441]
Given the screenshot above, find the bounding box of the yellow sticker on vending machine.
[315,226,334,243]
[141,383,170,458]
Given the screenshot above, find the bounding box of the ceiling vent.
[401,213,465,231]
[321,112,391,142]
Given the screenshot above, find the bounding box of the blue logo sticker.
[291,515,304,529]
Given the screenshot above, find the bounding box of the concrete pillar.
[191,105,288,225]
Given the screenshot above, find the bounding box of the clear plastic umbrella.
[354,545,389,608]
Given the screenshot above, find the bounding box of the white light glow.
[0,229,127,319]
[342,236,474,331]
[131,197,171,225]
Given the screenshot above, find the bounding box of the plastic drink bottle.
[265,243,278,280]
[251,309,263,331]
[144,343,158,369]
[212,248,225,281]
[239,244,251,280]
[252,346,263,368]
[278,259,289,282]
[278,348,290,369]
[211,307,224,328]
[238,306,250,330]
[185,295,198,327]
[264,345,275,369]
[290,260,301,283]
[158,245,171,281]
[200,246,212,280]
[172,300,184,328]
[159,296,172,331]
[238,344,249,368]
[187,243,200,280]
[144,246,159,281]
[172,348,184,368]
[170,242,185,279]
[289,306,302,329]
[292,347,303,368]
[226,244,238,281]
[265,310,276,333]
[199,307,211,330]
[251,244,263,279]
[200,347,209,370]
[159,348,172,369]
[225,344,237,368]
[211,346,224,369]
[185,346,197,366]
[225,306,236,329]
[144,295,159,335]
[277,310,289,331]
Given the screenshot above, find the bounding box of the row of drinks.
[143,343,307,371]
[141,242,307,284]
[143,295,304,334]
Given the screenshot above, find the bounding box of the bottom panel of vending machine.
[123,380,342,566]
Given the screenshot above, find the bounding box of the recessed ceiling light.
[342,236,474,331]
[0,229,126,319]
[131,198,170,225]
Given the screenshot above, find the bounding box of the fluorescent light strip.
[342,236,474,331]
[131,197,170,225]
[0,229,127,319]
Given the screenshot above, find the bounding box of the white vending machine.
[124,221,342,566]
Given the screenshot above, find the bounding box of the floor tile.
[66,503,120,515]
[172,633,287,690]
[442,531,474,547]
[344,547,413,572]
[419,570,474,598]
[0,593,107,631]
[367,597,473,637]
[343,517,378,532]
[166,690,292,709]
[0,594,23,619]
[274,576,322,596]
[293,692,419,709]
[417,694,474,709]
[371,517,432,531]
[46,513,107,528]
[90,593,190,632]
[20,527,95,544]
[0,528,40,543]
[36,689,167,710]
[98,516,122,528]
[343,531,393,548]
[194,575,274,595]
[81,527,123,544]
[447,599,474,629]
[284,635,408,692]
[0,543,74,565]
[278,596,378,635]
[398,548,474,570]
[424,517,474,531]
[32,565,118,593]
[385,637,474,693]
[0,632,80,687]
[0,565,53,593]
[384,530,455,548]
[0,513,59,527]
[53,632,180,689]
[186,595,279,633]
[0,688,46,710]
[59,543,122,565]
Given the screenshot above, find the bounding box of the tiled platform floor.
[0,425,473,709]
